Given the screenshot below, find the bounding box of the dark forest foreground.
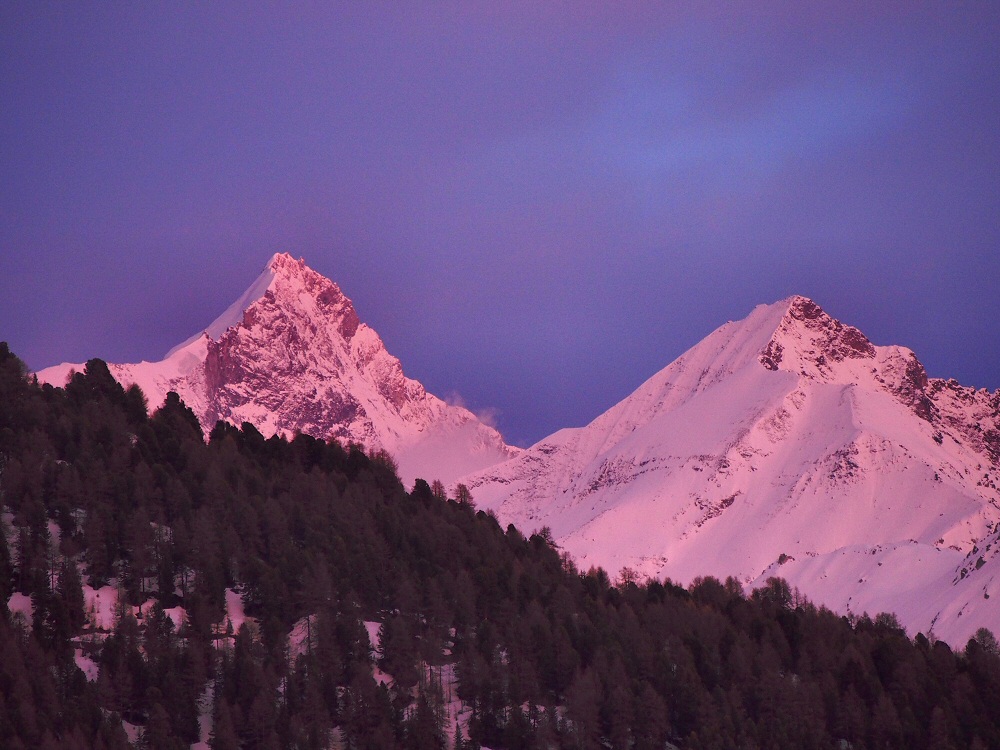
[1,343,998,749]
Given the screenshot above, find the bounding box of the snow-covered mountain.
[463,296,1000,645]
[36,253,518,487]
[36,274,999,644]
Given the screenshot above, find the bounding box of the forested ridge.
[1,341,999,750]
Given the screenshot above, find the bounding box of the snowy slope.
[37,253,518,487]
[464,296,1000,645]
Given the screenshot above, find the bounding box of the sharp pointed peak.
[758,294,823,319]
[739,295,827,334]
[782,294,829,320]
[266,252,307,275]
[263,253,352,302]
[757,295,877,373]
[757,294,851,333]
[166,253,350,357]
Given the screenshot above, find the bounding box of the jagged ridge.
[36,253,519,487]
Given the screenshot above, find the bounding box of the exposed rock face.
[760,296,968,425]
[37,253,519,487]
[780,296,877,362]
[464,295,1000,646]
[761,295,879,382]
[928,378,1000,463]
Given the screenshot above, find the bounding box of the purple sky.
[2,4,999,446]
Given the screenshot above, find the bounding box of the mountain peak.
[757,295,936,418]
[163,253,324,359]
[464,295,1000,646]
[783,294,827,321]
[267,251,304,273]
[37,253,518,487]
[759,295,876,374]
[252,254,360,341]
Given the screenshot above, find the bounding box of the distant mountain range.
[36,257,1000,645]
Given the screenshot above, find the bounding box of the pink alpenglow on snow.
[33,264,1000,646]
[463,296,1000,646]
[36,254,519,488]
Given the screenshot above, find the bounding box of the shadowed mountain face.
[36,253,518,487]
[464,295,1000,645]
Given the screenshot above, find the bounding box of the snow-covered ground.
[364,620,392,686]
[7,591,32,624]
[466,296,1000,646]
[223,587,249,634]
[190,683,214,750]
[74,647,99,681]
[84,584,120,631]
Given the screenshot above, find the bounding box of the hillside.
[3,342,1000,749]
[465,296,1000,645]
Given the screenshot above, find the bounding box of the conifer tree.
[210,695,239,750]
[57,558,87,634]
[0,511,14,606]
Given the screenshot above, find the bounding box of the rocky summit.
[36,253,518,487]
